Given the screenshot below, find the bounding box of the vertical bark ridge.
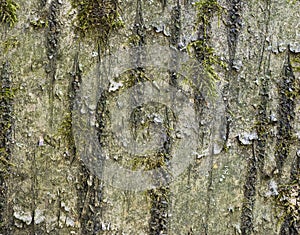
[191,1,224,233]
[240,1,271,233]
[71,50,104,234]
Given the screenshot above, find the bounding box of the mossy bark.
[0,0,299,234]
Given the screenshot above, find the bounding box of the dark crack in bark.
[240,143,258,235]
[45,0,61,127]
[223,0,243,145]
[226,0,242,64]
[0,61,14,234]
[240,1,271,232]
[278,51,298,235]
[274,51,296,176]
[169,1,181,87]
[70,50,105,234]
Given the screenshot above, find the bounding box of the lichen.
[0,0,19,27]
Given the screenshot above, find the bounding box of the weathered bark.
[0,0,299,234]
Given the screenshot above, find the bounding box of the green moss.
[1,37,19,52]
[0,0,19,27]
[30,18,47,29]
[187,40,227,96]
[70,0,124,45]
[291,54,300,72]
[188,0,226,96]
[195,0,224,34]
[55,112,73,147]
[127,154,167,171]
[275,181,300,225]
[0,148,14,175]
[288,0,299,4]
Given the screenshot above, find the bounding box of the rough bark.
[0,0,299,234]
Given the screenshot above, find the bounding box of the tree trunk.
[0,0,299,234]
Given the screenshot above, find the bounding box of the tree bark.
[0,0,299,234]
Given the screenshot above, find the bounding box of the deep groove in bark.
[0,61,13,234]
[227,0,242,64]
[45,0,61,127]
[240,143,258,235]
[256,0,271,179]
[274,52,296,176]
[223,0,243,145]
[169,1,181,87]
[70,51,104,234]
[278,51,298,235]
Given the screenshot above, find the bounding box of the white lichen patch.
[109,80,123,92]
[238,132,258,145]
[13,207,32,225]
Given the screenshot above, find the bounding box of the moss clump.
[291,54,300,72]
[1,37,19,53]
[288,0,299,4]
[188,40,226,81]
[0,0,19,27]
[195,0,224,33]
[276,181,300,226]
[30,18,47,29]
[188,0,226,96]
[187,40,227,97]
[56,113,72,140]
[70,0,124,44]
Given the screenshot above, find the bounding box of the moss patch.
[290,54,300,72]
[70,0,124,45]
[1,36,19,53]
[195,0,223,32]
[188,40,226,82]
[276,181,300,227]
[0,0,19,27]
[187,0,226,96]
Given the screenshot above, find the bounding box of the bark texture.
[0,0,299,234]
